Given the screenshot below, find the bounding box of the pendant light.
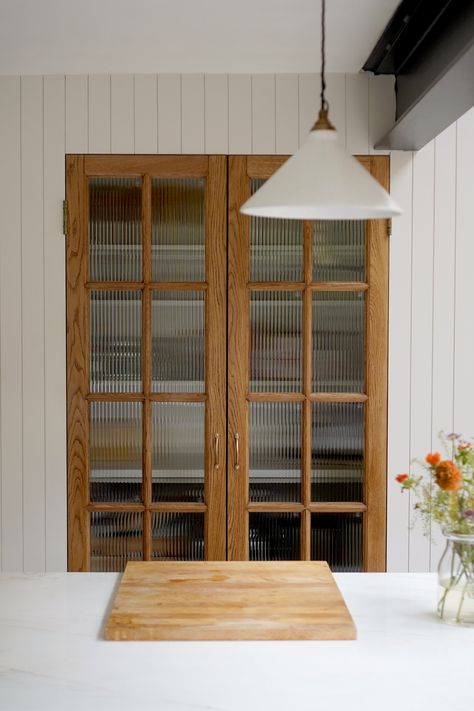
[240,0,401,220]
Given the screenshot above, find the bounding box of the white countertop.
[0,572,472,711]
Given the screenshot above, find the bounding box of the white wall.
[0,72,472,572]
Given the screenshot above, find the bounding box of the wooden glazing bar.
[149,502,208,513]
[247,392,305,403]
[308,502,367,513]
[142,399,152,558]
[143,509,152,561]
[86,281,144,291]
[85,154,209,177]
[311,282,369,292]
[248,282,305,291]
[148,393,208,402]
[142,174,152,283]
[147,282,208,291]
[87,503,146,512]
[310,393,368,403]
[247,502,305,512]
[301,508,311,561]
[86,393,145,402]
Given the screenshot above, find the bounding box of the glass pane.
[89,177,142,282]
[249,513,300,560]
[250,291,302,393]
[90,511,143,572]
[311,403,364,502]
[152,178,205,281]
[152,291,204,393]
[311,513,363,571]
[90,402,142,503]
[313,292,365,392]
[152,513,204,560]
[249,402,301,502]
[313,220,366,282]
[250,179,303,281]
[90,290,141,393]
[152,402,205,503]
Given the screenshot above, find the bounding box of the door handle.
[235,432,240,471]
[214,433,220,470]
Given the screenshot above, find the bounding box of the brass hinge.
[62,200,68,236]
[387,218,392,237]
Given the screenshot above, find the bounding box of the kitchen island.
[0,572,472,711]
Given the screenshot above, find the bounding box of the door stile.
[227,157,250,560]
[205,156,228,560]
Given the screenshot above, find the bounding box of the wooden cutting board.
[104,561,356,641]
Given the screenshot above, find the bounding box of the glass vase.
[437,532,474,626]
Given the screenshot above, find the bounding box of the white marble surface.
[0,572,473,711]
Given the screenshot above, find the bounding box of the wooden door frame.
[66,154,227,570]
[227,155,390,570]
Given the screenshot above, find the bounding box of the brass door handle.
[214,433,220,470]
[235,432,240,471]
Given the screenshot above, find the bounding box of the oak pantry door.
[66,154,389,572]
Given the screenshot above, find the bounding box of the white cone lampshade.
[240,128,401,220]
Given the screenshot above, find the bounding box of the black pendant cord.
[320,0,328,113]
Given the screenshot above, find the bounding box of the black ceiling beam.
[363,0,474,150]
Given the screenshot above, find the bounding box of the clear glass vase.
[437,532,474,626]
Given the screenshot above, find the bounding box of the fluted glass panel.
[249,513,300,560]
[250,291,302,392]
[311,403,364,502]
[90,290,141,393]
[152,178,205,281]
[152,513,204,560]
[152,402,204,502]
[250,179,303,281]
[90,511,143,572]
[249,402,301,502]
[152,291,204,393]
[311,513,363,571]
[89,401,142,503]
[313,292,365,392]
[89,177,142,282]
[313,220,366,282]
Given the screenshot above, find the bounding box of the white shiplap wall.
[0,73,473,572]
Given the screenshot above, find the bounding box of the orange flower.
[426,452,441,466]
[434,460,462,491]
[395,474,409,484]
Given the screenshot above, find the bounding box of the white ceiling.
[0,0,400,75]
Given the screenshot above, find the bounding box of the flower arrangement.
[396,432,474,625]
[395,432,474,535]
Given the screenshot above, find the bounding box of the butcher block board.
[104,561,356,641]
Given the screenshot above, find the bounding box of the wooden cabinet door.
[227,156,389,571]
[67,155,227,570]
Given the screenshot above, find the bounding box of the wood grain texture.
[364,156,390,572]
[205,156,227,560]
[84,154,208,176]
[66,155,89,571]
[105,561,356,641]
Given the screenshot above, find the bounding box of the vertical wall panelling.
[228,74,251,154]
[157,74,182,153]
[88,75,111,153]
[65,75,88,153]
[44,75,67,571]
[275,74,299,154]
[409,142,435,572]
[251,75,276,154]
[204,74,228,154]
[21,76,46,571]
[346,73,369,155]
[0,76,23,570]
[454,108,474,434]
[134,74,158,154]
[368,75,395,155]
[324,73,346,149]
[430,124,457,569]
[387,151,413,572]
[298,74,318,146]
[181,74,205,154]
[111,75,135,153]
